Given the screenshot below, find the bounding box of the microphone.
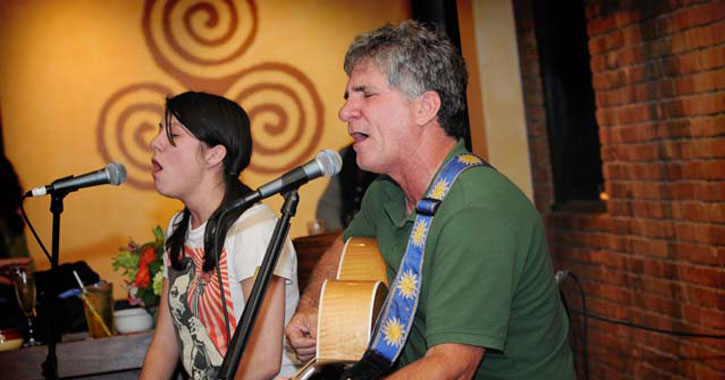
[230,149,342,209]
[25,162,127,197]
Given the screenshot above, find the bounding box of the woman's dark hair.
[0,156,24,239]
[163,91,253,272]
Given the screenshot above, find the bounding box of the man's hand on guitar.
[285,308,318,362]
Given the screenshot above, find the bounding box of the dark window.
[411,0,472,151]
[534,0,603,204]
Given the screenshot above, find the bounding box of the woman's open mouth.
[151,159,162,173]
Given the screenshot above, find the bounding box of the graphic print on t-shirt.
[168,245,236,377]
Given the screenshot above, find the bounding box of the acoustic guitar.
[293,237,389,380]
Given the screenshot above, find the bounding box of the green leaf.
[153,225,165,242]
[112,253,139,272]
[152,271,164,296]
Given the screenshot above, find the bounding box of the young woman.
[141,91,299,379]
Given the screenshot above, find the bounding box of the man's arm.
[385,343,485,380]
[284,235,344,362]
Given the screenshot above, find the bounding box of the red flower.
[135,266,150,287]
[135,266,150,288]
[134,246,156,288]
[140,246,156,265]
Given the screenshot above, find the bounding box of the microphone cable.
[209,214,232,347]
[556,269,725,380]
[19,199,52,263]
[557,271,589,380]
[557,270,725,339]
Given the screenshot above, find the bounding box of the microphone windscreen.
[316,149,342,177]
[106,162,127,185]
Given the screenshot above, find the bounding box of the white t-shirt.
[163,203,300,378]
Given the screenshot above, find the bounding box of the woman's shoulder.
[239,202,275,220]
[228,203,277,233]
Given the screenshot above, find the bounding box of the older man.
[286,21,574,379]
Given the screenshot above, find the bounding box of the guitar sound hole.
[311,364,346,379]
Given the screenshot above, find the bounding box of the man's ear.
[415,90,442,126]
[205,144,227,168]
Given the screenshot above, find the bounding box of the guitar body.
[336,237,388,284]
[293,237,388,380]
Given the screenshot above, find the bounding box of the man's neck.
[389,134,458,215]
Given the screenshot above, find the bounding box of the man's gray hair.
[343,20,468,139]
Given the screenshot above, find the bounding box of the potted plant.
[112,226,165,321]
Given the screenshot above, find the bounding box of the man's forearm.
[384,343,484,380]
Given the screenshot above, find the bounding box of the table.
[0,331,152,379]
[1,231,342,379]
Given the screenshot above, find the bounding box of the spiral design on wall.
[228,63,325,174]
[97,83,175,190]
[143,0,258,81]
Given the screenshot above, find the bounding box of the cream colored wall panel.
[469,0,533,200]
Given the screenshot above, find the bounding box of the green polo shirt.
[344,141,574,379]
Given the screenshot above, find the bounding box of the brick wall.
[513,0,725,379]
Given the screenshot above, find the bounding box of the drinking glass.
[82,282,114,338]
[12,267,40,346]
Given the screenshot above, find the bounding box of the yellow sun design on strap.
[458,154,482,166]
[430,178,450,200]
[398,270,418,299]
[411,219,428,247]
[383,317,404,347]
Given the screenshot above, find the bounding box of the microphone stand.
[217,189,300,380]
[42,191,67,380]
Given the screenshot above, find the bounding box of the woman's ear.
[415,90,442,126]
[205,144,227,168]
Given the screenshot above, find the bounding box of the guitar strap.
[341,153,489,380]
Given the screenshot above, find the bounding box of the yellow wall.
[0,0,409,299]
[459,0,533,200]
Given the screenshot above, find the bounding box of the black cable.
[569,309,725,339]
[562,271,725,339]
[560,271,589,380]
[19,197,52,262]
[568,272,589,380]
[215,255,231,345]
[557,269,725,380]
[559,289,582,377]
[211,213,232,346]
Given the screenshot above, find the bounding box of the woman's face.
[150,114,209,200]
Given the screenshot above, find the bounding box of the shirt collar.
[382,140,467,227]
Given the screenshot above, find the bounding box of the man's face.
[338,61,418,175]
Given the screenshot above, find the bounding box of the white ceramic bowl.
[0,328,23,351]
[113,308,154,334]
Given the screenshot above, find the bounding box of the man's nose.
[339,99,357,122]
